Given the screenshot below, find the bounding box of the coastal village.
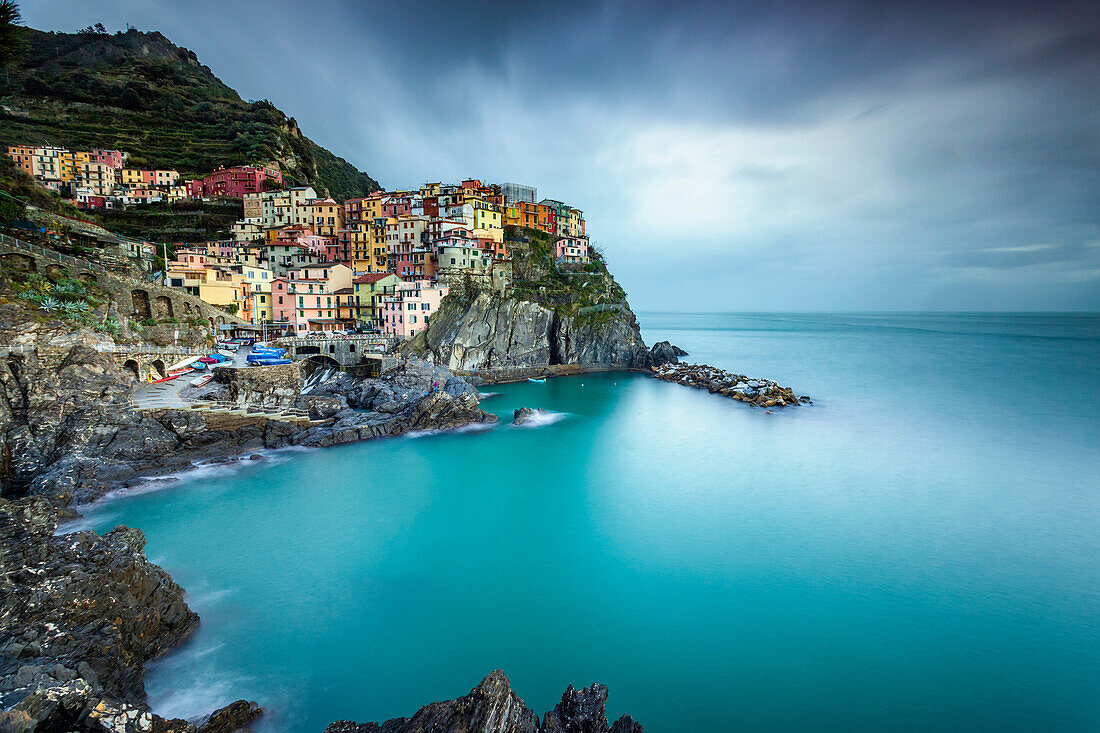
[5,144,592,340]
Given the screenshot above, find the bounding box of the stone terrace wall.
[215,362,302,409]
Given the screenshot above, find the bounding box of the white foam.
[404,422,498,439]
[511,410,569,428]
[477,391,500,399]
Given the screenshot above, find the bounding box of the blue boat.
[528,378,546,383]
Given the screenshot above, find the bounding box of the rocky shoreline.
[654,362,811,408]
[325,670,641,733]
[0,495,263,732]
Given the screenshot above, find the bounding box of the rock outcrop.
[0,495,261,732]
[0,337,493,506]
[654,362,811,407]
[324,670,641,733]
[404,293,674,375]
[295,358,497,446]
[512,407,549,426]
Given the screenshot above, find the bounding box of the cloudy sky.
[22,0,1100,311]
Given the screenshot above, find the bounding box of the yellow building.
[469,198,502,231]
[58,151,90,182]
[241,264,275,324]
[307,198,345,237]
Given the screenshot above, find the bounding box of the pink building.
[91,149,124,169]
[188,165,283,199]
[381,280,449,338]
[555,235,590,264]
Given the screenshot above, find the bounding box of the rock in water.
[649,340,686,366]
[0,496,261,732]
[512,407,549,426]
[325,670,641,733]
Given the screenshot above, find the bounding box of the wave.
[511,409,569,428]
[477,391,500,399]
[404,422,498,439]
[56,446,322,535]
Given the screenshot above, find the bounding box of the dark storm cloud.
[20,0,1100,310]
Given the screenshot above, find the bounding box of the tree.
[0,0,26,71]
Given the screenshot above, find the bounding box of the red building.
[91,149,124,169]
[188,165,283,199]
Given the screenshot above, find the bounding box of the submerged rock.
[325,670,641,733]
[512,407,550,426]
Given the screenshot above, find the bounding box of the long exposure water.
[73,313,1100,731]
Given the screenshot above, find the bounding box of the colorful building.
[381,280,449,339]
[353,272,402,327]
[188,165,283,199]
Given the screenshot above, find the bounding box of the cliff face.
[406,293,659,374]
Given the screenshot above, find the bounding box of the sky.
[21,0,1100,311]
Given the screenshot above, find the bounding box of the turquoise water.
[74,313,1100,731]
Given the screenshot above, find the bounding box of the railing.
[277,334,389,346]
[107,344,208,356]
[0,232,108,274]
[0,343,206,357]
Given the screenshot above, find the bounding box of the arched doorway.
[151,359,166,378]
[122,359,140,379]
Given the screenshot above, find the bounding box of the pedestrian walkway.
[131,377,188,409]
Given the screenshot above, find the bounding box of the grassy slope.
[0,27,380,201]
[505,225,627,316]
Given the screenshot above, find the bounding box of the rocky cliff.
[404,292,672,375]
[0,495,262,732]
[0,329,493,505]
[325,670,641,733]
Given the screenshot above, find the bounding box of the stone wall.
[0,240,244,346]
[215,362,302,409]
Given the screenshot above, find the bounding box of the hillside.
[0,26,379,200]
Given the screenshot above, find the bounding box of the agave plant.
[17,290,41,303]
[61,300,89,314]
[38,296,61,312]
[53,282,84,299]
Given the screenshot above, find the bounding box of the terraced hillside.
[0,26,379,201]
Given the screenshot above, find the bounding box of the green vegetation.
[5,267,111,331]
[96,199,241,242]
[0,24,381,200]
[505,225,627,316]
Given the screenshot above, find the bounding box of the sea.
[70,313,1100,732]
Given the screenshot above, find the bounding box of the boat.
[165,355,201,372]
[218,349,237,358]
[249,357,291,366]
[198,356,219,364]
[189,374,213,387]
[527,378,546,383]
[206,353,228,362]
[150,373,180,384]
[192,362,206,370]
